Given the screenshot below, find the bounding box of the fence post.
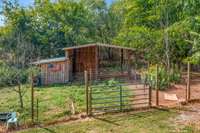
[186,62,191,102]
[143,75,146,93]
[149,86,152,107]
[84,70,89,116]
[88,69,92,116]
[36,99,39,124]
[88,86,92,116]
[119,85,123,112]
[156,64,159,106]
[31,73,34,123]
[89,68,92,85]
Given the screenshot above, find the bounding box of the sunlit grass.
[19,109,199,133]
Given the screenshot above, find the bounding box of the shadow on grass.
[93,117,120,126]
[42,127,56,133]
[92,108,173,125]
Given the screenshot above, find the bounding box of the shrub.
[106,79,120,86]
[143,65,181,90]
[0,62,39,88]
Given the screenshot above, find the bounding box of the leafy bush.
[143,65,181,90]
[106,79,120,86]
[0,63,38,88]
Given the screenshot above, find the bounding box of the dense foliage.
[113,0,200,66]
[0,0,200,88]
[1,0,200,64]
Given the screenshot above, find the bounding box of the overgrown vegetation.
[143,65,181,90]
[0,0,200,89]
[0,79,128,124]
[0,84,85,124]
[1,0,200,66]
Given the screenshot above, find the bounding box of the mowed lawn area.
[19,109,199,133]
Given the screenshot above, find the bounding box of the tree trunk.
[160,0,170,70]
[164,29,170,71]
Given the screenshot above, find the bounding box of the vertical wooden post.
[149,86,152,107]
[147,72,152,107]
[84,70,89,115]
[156,64,159,106]
[143,74,146,92]
[36,99,39,123]
[88,69,93,116]
[120,49,123,73]
[127,50,132,79]
[31,73,34,123]
[186,62,191,102]
[185,82,188,102]
[89,68,92,85]
[88,86,92,116]
[119,85,123,111]
[45,64,48,85]
[95,46,99,80]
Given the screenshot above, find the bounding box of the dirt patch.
[171,102,200,131]
[151,84,186,107]
[151,73,200,107]
[174,103,200,125]
[126,74,200,108]
[0,123,6,133]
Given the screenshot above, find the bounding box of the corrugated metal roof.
[63,43,136,51]
[32,57,67,65]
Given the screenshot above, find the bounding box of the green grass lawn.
[0,82,130,125]
[18,109,199,133]
[0,84,85,124]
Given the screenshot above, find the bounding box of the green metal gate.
[86,82,151,115]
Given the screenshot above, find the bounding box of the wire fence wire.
[84,70,151,115]
[180,63,200,102]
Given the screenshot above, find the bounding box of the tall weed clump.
[143,65,181,90]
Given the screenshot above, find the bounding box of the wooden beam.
[127,50,132,79]
[120,49,123,73]
[84,71,89,115]
[186,61,191,102]
[45,64,48,85]
[72,49,77,80]
[156,64,159,106]
[95,46,99,80]
[149,86,152,107]
[31,73,34,123]
[63,43,136,51]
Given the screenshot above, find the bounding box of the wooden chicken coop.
[63,43,137,81]
[33,43,141,85]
